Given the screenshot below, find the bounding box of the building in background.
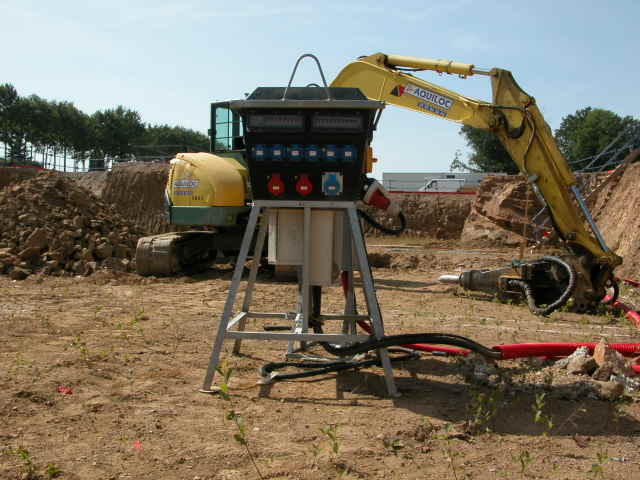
[382,172,506,192]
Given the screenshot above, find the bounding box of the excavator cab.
[209,102,246,164]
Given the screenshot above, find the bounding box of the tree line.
[2,82,637,173]
[452,107,640,173]
[0,83,210,166]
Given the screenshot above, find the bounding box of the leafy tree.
[0,83,19,140]
[50,101,92,153]
[23,94,57,149]
[91,106,145,158]
[450,125,517,173]
[137,124,209,156]
[555,107,639,169]
[0,83,29,161]
[1,84,210,167]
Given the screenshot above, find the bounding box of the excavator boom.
[332,53,622,311]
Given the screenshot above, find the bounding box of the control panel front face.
[240,107,376,201]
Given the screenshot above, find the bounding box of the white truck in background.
[419,178,466,192]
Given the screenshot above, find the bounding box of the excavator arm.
[332,53,622,312]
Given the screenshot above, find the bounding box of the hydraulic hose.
[358,209,407,235]
[508,256,577,315]
[601,279,620,305]
[603,294,640,329]
[313,324,502,360]
[263,262,640,383]
[260,348,418,381]
[618,277,640,288]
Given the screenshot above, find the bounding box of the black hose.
[358,209,407,235]
[313,323,502,360]
[508,255,577,316]
[260,349,418,381]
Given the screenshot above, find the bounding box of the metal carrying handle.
[283,53,332,101]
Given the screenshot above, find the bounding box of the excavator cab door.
[209,102,245,160]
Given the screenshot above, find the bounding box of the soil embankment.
[365,192,473,239]
[593,162,640,278]
[70,163,172,235]
[100,163,171,234]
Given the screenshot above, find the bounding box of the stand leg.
[200,206,261,393]
[347,207,399,398]
[300,206,312,351]
[342,269,357,335]
[341,213,357,335]
[233,213,268,355]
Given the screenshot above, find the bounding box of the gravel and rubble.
[0,171,142,279]
[460,338,639,401]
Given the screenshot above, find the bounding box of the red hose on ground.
[617,277,640,288]
[494,342,640,359]
[603,294,640,328]
[340,272,640,371]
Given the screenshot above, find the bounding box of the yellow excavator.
[135,52,622,313]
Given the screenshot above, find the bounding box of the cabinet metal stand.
[200,200,399,397]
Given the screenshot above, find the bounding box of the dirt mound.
[69,163,172,235]
[459,174,604,246]
[68,170,109,197]
[461,175,540,246]
[365,193,472,239]
[593,162,640,278]
[100,163,171,234]
[0,171,141,279]
[0,166,40,191]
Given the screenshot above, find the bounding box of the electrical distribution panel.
[230,87,384,201]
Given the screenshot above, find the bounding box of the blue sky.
[3,0,638,177]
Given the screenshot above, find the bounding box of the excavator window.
[209,102,244,153]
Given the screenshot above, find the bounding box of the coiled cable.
[508,255,577,315]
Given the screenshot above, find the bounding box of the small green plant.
[321,424,340,458]
[588,449,609,479]
[388,439,405,454]
[532,392,554,435]
[217,363,263,480]
[14,448,62,479]
[517,449,533,475]
[438,424,460,480]
[70,335,90,362]
[127,307,147,338]
[466,389,501,434]
[16,448,38,479]
[45,464,62,479]
[309,442,323,468]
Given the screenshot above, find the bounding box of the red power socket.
[267,174,285,196]
[295,174,313,196]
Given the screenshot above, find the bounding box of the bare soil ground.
[2,242,639,480]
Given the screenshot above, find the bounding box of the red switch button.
[267,173,285,196]
[295,174,313,196]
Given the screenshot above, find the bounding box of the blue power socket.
[322,172,343,196]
